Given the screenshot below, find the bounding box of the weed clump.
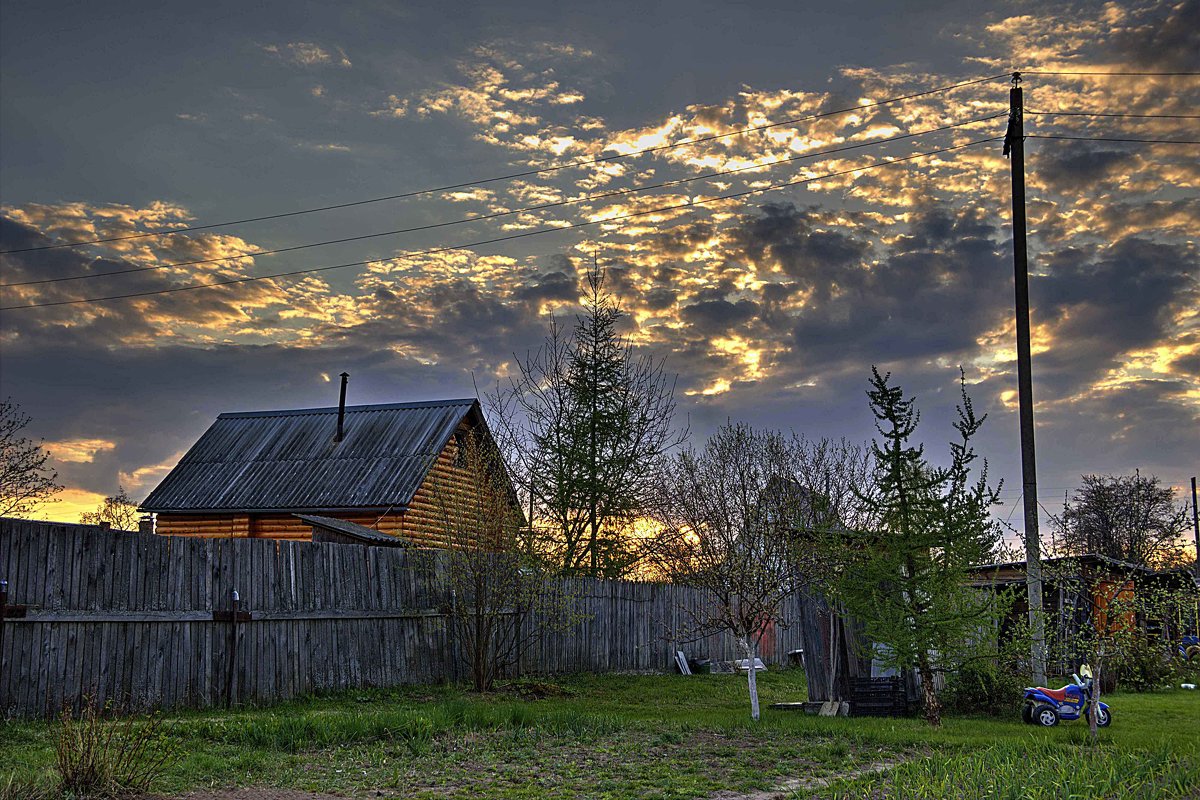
[54,698,178,798]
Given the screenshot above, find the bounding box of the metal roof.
[294,514,407,546]
[967,553,1154,575]
[141,398,479,512]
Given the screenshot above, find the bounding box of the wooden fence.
[0,518,806,718]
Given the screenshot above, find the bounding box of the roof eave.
[140,504,410,515]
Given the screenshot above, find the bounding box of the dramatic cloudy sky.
[1,0,1197,545]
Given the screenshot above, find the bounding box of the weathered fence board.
[0,518,806,718]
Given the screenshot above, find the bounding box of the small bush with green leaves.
[1113,633,1180,692]
[942,661,1026,718]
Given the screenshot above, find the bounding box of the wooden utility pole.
[1191,476,1198,579]
[1004,71,1047,685]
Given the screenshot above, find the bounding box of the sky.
[0,0,1197,546]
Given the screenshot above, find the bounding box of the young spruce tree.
[835,368,1001,726]
[493,261,686,578]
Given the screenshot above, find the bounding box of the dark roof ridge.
[968,553,1155,574]
[218,398,478,419]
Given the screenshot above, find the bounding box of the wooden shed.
[965,554,1198,676]
[140,397,517,547]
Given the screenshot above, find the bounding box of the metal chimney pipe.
[336,372,349,442]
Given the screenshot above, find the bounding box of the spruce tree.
[834,368,1001,725]
[494,260,686,578]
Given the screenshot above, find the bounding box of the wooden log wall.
[150,427,493,550]
[0,518,807,719]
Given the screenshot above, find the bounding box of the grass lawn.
[2,669,1198,799]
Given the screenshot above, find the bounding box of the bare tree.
[650,423,804,721]
[80,485,140,530]
[0,398,62,517]
[430,430,574,691]
[489,262,687,578]
[787,434,879,536]
[1050,472,1190,569]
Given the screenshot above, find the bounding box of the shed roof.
[294,514,406,546]
[967,553,1155,576]
[141,398,480,513]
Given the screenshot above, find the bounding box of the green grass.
[818,740,1198,800]
[2,671,1198,799]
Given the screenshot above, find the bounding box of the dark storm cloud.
[723,202,1009,373]
[0,215,50,252]
[1032,144,1140,194]
[643,287,677,311]
[759,282,802,331]
[0,215,112,287]
[512,269,578,305]
[651,221,715,257]
[0,339,470,497]
[729,202,871,289]
[1170,351,1200,378]
[1036,378,1200,477]
[679,296,759,335]
[1033,236,1199,399]
[1113,0,1200,72]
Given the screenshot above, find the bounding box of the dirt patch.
[154,790,349,800]
[494,680,574,700]
[707,759,903,800]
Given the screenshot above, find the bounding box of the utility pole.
[1191,476,1198,580]
[1004,71,1047,685]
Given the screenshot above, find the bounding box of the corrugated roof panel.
[294,514,406,546]
[142,399,477,512]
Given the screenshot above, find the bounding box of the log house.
[140,398,519,547]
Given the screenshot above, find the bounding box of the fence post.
[0,579,7,711]
[225,589,240,708]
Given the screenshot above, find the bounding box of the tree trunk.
[743,636,761,721]
[917,654,941,727]
[1089,656,1102,741]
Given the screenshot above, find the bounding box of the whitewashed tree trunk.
[743,635,761,721]
[1089,653,1103,741]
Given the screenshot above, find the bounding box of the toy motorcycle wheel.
[1033,704,1059,727]
[1021,704,1034,724]
[1096,708,1111,727]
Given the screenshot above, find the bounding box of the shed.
[140,397,518,547]
[296,514,408,547]
[966,554,1198,675]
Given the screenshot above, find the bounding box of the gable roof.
[141,398,480,513]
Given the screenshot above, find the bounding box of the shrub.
[942,661,1025,717]
[1102,633,1180,692]
[54,698,178,798]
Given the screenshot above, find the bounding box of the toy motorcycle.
[1021,664,1111,727]
[1179,634,1200,663]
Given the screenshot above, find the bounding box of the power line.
[0,137,1000,311]
[1027,110,1200,119]
[1003,492,1024,526]
[1022,70,1200,76]
[2,114,1005,288]
[1026,134,1200,144]
[0,73,1010,254]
